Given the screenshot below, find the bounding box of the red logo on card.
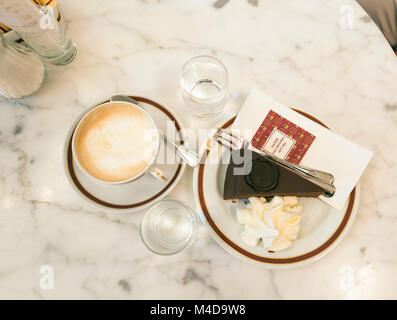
[251,110,315,164]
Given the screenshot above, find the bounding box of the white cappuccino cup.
[72,101,167,185]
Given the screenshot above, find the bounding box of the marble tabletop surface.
[1,0,397,300]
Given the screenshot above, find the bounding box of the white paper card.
[232,89,373,211]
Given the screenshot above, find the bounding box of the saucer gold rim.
[193,110,359,269]
[64,95,186,212]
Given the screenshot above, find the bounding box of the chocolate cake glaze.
[223,148,325,200]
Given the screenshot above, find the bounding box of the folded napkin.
[232,89,373,211]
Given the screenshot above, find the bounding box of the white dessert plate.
[63,95,186,213]
[193,111,360,269]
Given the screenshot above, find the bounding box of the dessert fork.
[215,128,336,197]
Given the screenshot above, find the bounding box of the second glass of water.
[140,199,197,255]
[180,55,228,118]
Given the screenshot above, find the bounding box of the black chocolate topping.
[223,149,326,200]
[245,158,279,192]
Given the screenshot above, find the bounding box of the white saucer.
[63,95,186,213]
[193,111,360,269]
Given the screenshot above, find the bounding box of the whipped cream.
[236,196,303,252]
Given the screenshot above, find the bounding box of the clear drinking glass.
[16,22,76,65]
[14,5,77,65]
[180,55,228,118]
[0,1,76,65]
[140,199,197,255]
[0,34,46,99]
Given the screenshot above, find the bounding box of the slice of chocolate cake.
[223,148,326,200]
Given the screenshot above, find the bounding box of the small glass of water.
[140,199,197,255]
[180,55,228,118]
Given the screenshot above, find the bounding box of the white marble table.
[1,0,397,299]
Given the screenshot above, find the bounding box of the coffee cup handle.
[149,167,168,183]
